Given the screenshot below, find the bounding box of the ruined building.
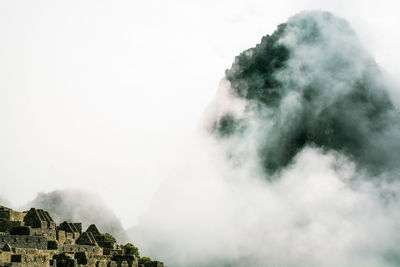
[0,206,164,267]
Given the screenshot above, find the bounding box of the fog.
[130,11,400,267]
[23,189,128,243]
[1,1,400,267]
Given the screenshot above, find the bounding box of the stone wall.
[10,210,26,222]
[65,232,75,244]
[60,244,103,256]
[72,223,82,234]
[0,207,26,232]
[111,255,138,267]
[9,226,31,235]
[0,207,26,222]
[0,251,12,263]
[23,209,56,230]
[13,253,50,264]
[0,206,165,267]
[30,228,57,241]
[0,219,23,232]
[0,235,47,250]
[56,230,65,245]
[14,248,41,255]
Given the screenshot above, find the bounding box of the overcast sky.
[1,0,400,227]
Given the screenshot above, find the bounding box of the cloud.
[210,11,400,178]
[131,11,400,267]
[24,189,128,243]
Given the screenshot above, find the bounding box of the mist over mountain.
[24,189,128,243]
[209,11,400,178]
[131,11,400,267]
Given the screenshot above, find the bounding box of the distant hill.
[23,189,128,243]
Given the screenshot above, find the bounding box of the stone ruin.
[0,206,164,267]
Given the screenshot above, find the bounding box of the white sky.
[1,0,400,227]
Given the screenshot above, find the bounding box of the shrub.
[123,243,140,258]
[139,256,152,264]
[102,233,117,244]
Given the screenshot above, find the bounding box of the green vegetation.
[102,233,117,244]
[225,23,289,107]
[213,113,237,137]
[139,257,153,264]
[123,243,140,258]
[123,242,155,264]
